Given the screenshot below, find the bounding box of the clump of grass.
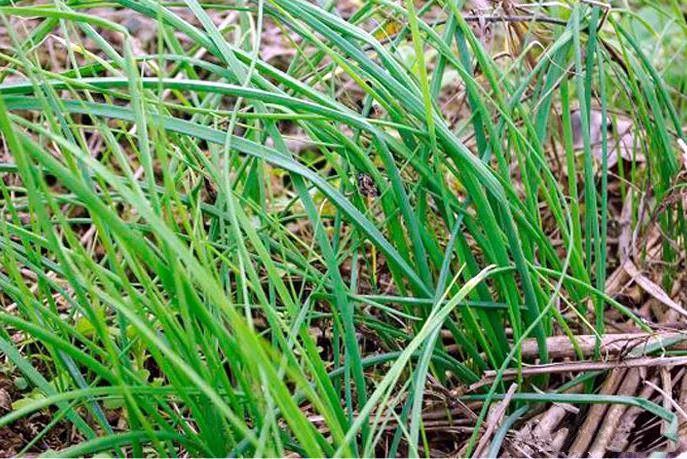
[0,0,685,456]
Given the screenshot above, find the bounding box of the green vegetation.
[0,0,685,456]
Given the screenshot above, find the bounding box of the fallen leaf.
[571,110,644,168]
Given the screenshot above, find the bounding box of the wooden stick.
[472,356,687,391]
[568,369,625,457]
[588,369,642,457]
[518,332,687,360]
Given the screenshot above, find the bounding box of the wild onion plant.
[0,0,685,456]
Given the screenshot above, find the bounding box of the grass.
[0,0,685,456]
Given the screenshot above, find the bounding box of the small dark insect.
[357,173,379,198]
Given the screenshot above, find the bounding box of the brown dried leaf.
[623,260,687,319]
[571,110,644,168]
